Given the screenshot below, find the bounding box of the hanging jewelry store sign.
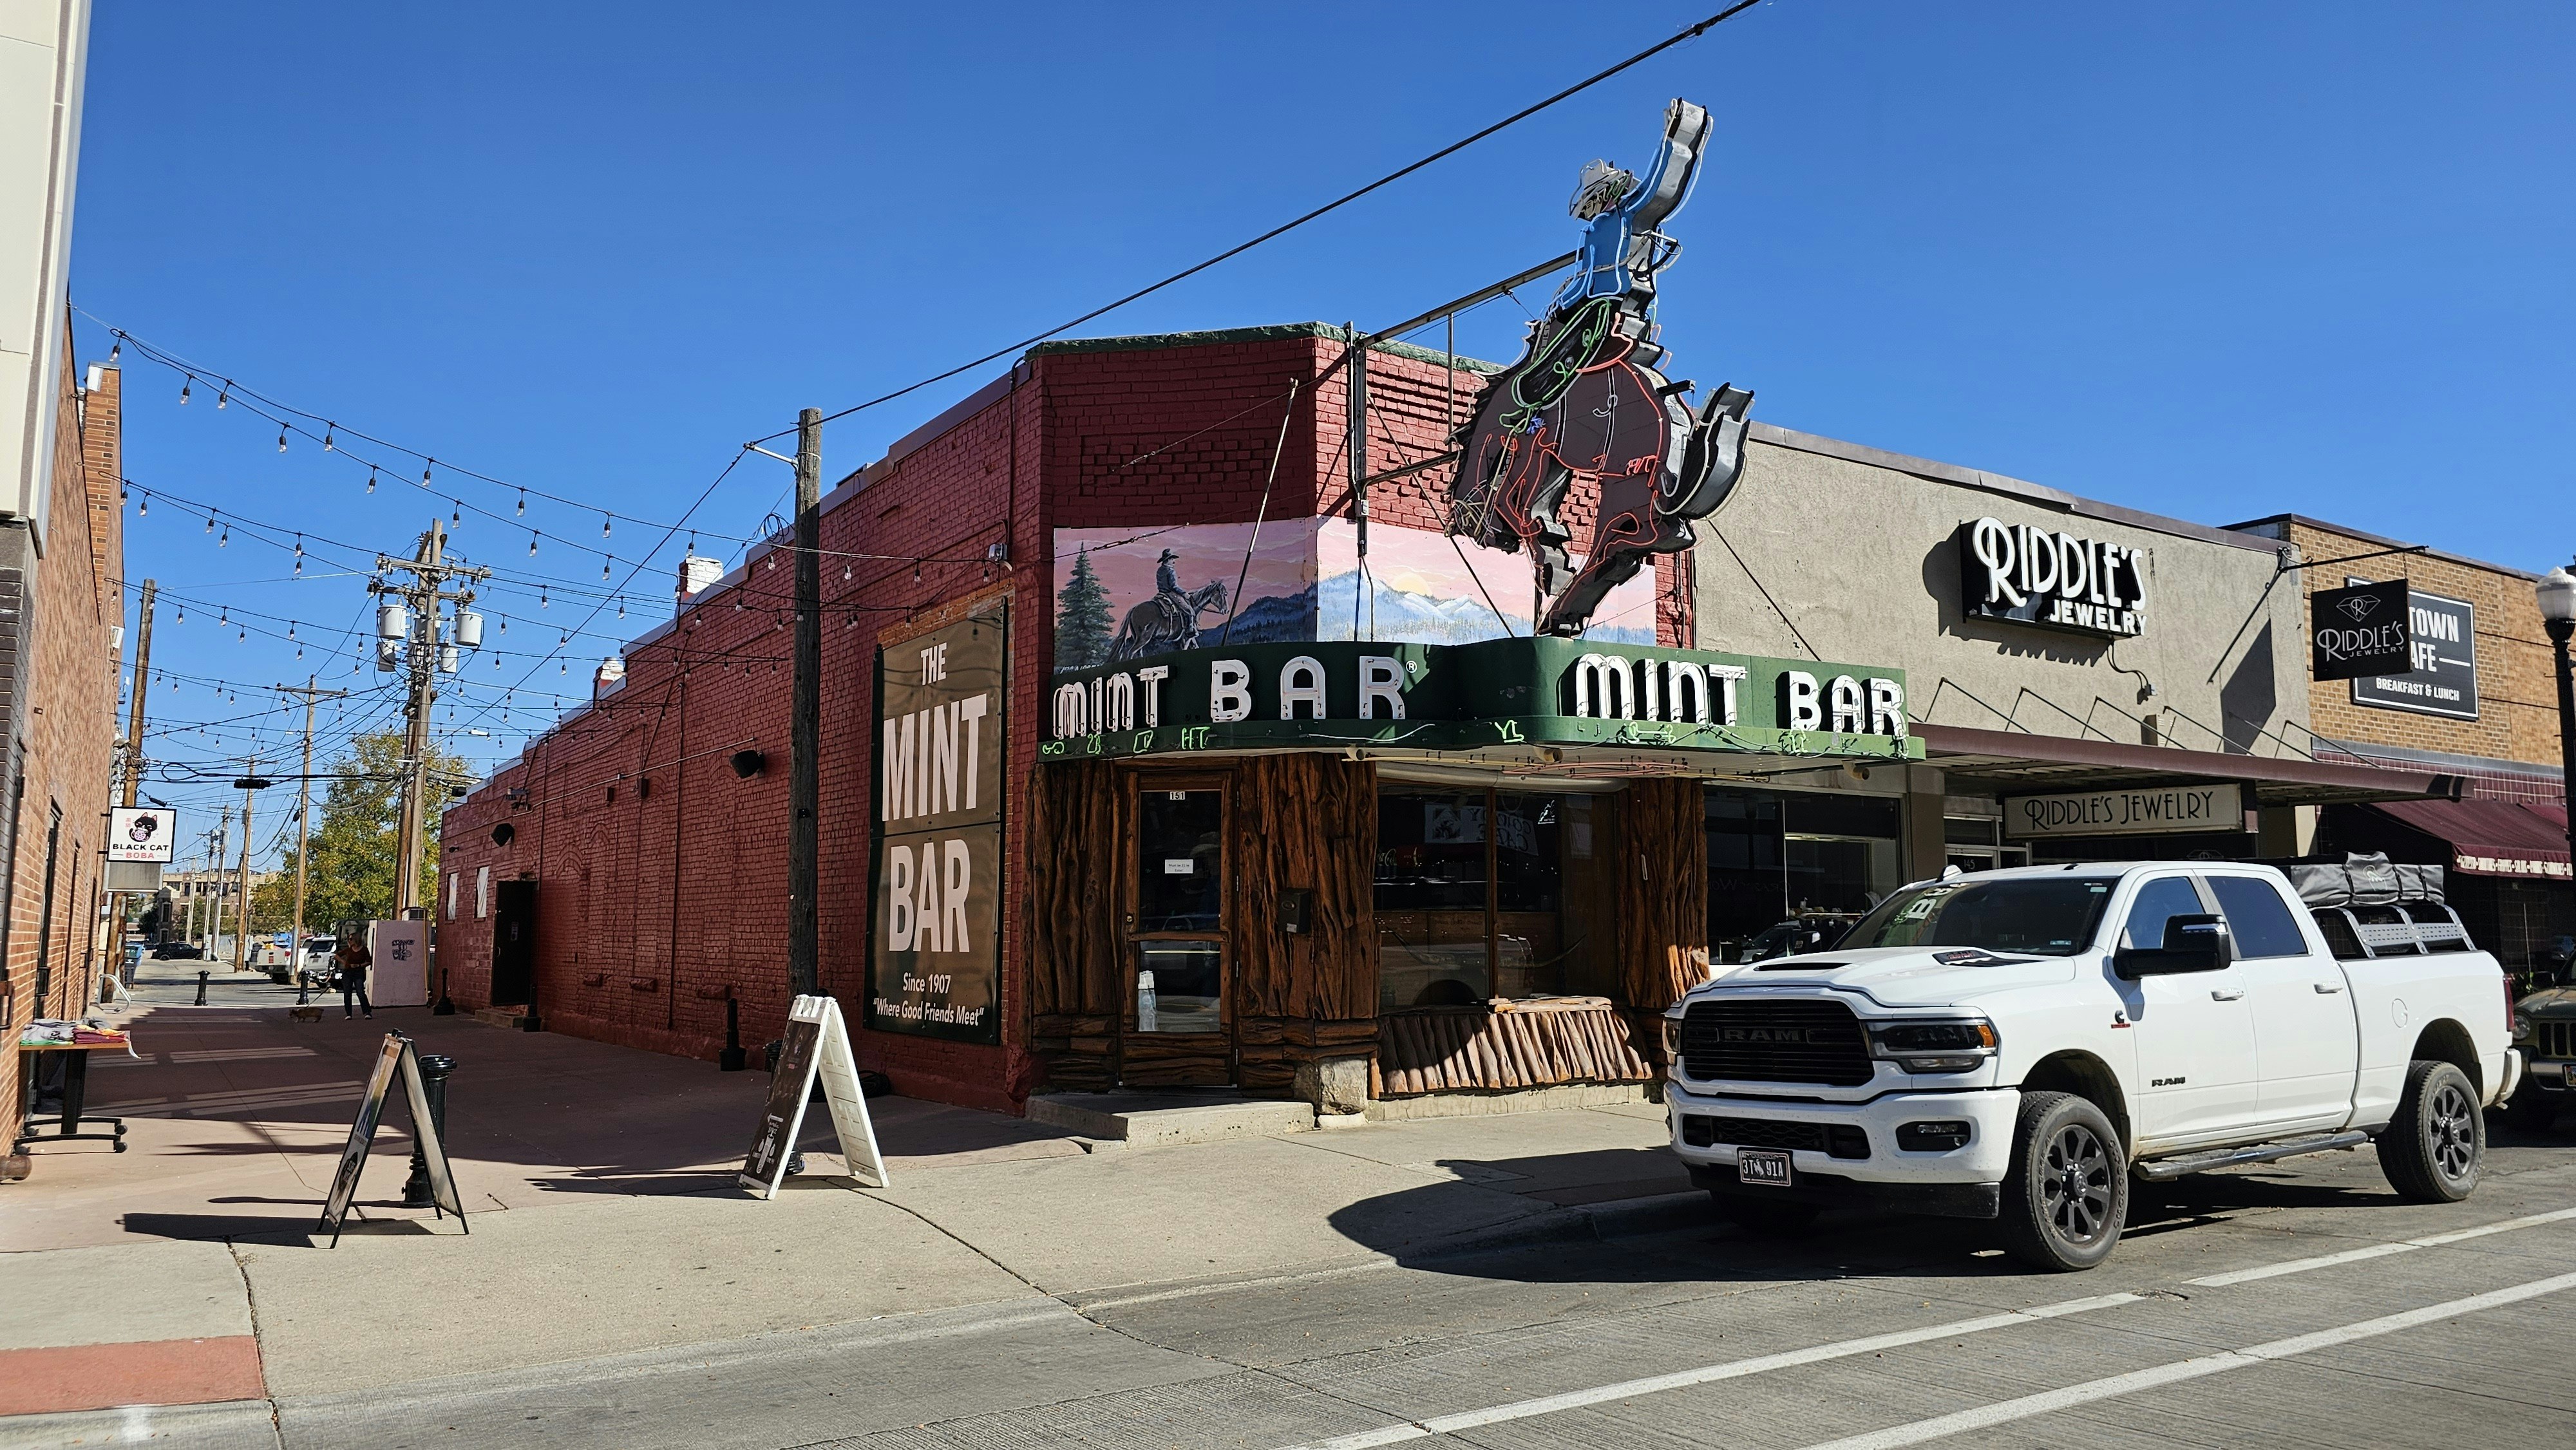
[869,598,1007,1044]
[1958,518,2148,639]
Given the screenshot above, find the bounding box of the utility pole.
[279,679,345,966]
[377,522,488,918]
[122,579,155,808]
[232,758,269,975]
[207,805,232,956]
[788,407,822,999]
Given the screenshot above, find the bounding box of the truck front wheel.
[1998,1091,2128,1272]
[2381,1059,2483,1202]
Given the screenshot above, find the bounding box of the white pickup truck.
[1663,858,2518,1271]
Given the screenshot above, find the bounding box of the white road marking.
[1280,1294,2141,1450]
[1796,1268,2576,1450]
[2186,1205,2576,1286]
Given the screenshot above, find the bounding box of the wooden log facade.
[1027,757,1710,1101]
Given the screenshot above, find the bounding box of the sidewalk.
[0,984,1693,1427]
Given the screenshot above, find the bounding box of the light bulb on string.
[108,338,120,364]
[842,564,851,583]
[616,601,625,619]
[366,467,377,494]
[515,490,525,516]
[218,525,229,547]
[204,512,214,534]
[137,495,146,516]
[423,460,435,485]
[529,533,538,557]
[539,588,548,609]
[451,501,462,525]
[322,424,335,451]
[601,516,611,540]
[216,384,228,410]
[276,427,289,453]
[601,561,611,581]
[178,376,191,405]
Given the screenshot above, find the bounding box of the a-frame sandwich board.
[740,993,889,1198]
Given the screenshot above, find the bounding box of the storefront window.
[1709,787,1906,957]
[1378,790,1490,1007]
[1378,787,1616,1008]
[1708,790,1786,959]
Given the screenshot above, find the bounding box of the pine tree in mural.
[1055,547,1113,670]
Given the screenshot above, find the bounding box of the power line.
[752,1,1766,444]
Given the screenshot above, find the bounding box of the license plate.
[1738,1149,1792,1188]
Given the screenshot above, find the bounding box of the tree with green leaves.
[252,730,474,932]
[1055,547,1113,670]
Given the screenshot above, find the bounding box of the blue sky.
[71,1,2576,861]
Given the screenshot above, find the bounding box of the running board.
[2132,1131,2370,1182]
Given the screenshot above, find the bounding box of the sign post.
[317,1032,468,1246]
[741,994,888,1199]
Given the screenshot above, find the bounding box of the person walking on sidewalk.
[334,926,374,1019]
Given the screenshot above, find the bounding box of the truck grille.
[1681,1115,1824,1151]
[1680,999,1872,1087]
[2540,1020,2575,1060]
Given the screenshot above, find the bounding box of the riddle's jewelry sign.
[1957,518,2148,639]
[2002,783,2243,840]
[869,598,1007,1044]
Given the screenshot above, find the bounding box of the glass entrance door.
[1132,786,1226,1037]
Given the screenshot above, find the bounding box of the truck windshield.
[1839,876,2117,957]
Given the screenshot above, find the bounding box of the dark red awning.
[2369,798,2571,880]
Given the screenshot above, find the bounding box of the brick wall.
[1,346,125,1140]
[2242,516,2565,800]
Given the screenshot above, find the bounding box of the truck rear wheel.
[1998,1091,2127,1272]
[2381,1059,2483,1202]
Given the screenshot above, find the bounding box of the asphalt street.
[33,1124,2571,1450]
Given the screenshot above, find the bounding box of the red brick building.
[434,326,1725,1112]
[1,339,128,1142]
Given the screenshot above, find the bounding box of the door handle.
[2210,988,2245,1001]
[2313,981,2345,994]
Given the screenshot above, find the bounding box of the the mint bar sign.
[1958,518,2148,639]
[1044,637,1913,751]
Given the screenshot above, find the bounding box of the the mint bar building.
[432,315,2457,1118]
[438,104,2459,1117]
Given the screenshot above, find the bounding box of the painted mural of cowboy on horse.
[1110,547,1229,660]
[1448,97,1754,637]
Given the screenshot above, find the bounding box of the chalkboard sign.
[317,1033,470,1247]
[739,994,888,1199]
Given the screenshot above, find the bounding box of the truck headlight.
[1869,1018,1999,1074]
[2513,1012,2532,1044]
[1660,1012,1685,1058]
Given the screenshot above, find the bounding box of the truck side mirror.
[2115,914,2233,978]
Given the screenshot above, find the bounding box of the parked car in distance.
[297,936,337,989]
[1664,857,2515,1272]
[2508,969,2576,1132]
[149,941,205,960]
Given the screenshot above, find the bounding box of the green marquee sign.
[1040,637,1920,764]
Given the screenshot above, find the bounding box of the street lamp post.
[2539,563,2576,911]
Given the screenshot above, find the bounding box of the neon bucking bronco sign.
[1449,98,1751,637]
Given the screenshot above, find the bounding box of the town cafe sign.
[1043,638,1922,764]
